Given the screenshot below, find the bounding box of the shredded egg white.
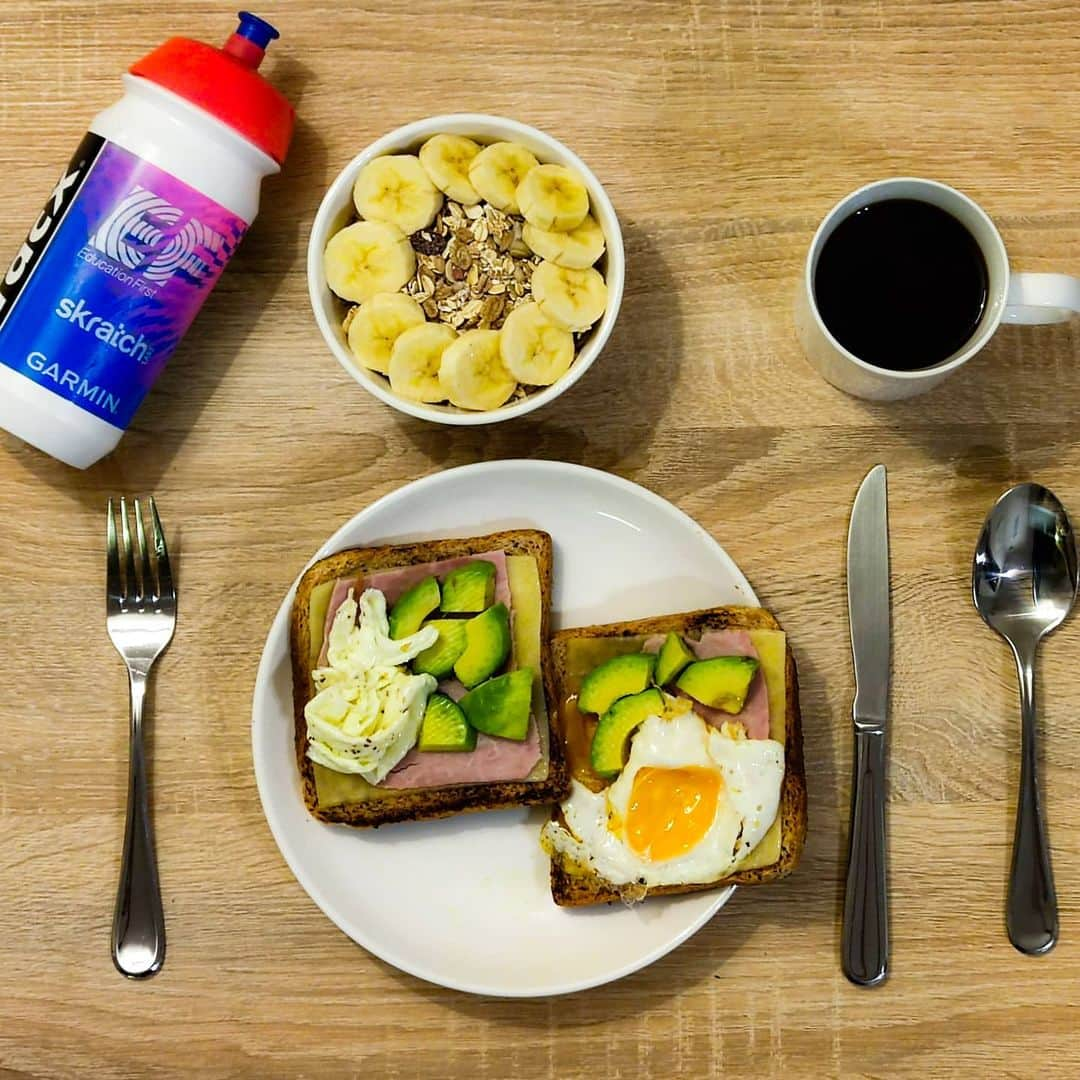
[305,588,437,783]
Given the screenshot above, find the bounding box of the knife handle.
[842,727,888,986]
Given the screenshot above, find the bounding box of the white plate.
[252,460,758,997]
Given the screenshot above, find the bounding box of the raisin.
[411,229,447,256]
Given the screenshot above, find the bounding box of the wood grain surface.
[2,1,1079,1076]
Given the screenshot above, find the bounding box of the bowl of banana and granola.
[308,114,624,424]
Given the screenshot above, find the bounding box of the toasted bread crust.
[547,606,807,906]
[290,530,568,827]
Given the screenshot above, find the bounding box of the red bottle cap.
[129,12,294,165]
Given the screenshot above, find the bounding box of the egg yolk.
[625,766,722,862]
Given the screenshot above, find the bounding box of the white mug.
[795,177,1080,400]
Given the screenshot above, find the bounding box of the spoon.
[973,483,1078,955]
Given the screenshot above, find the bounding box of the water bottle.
[0,12,294,468]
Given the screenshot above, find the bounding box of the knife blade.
[848,464,891,729]
[842,463,891,987]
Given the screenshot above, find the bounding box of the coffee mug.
[795,177,1080,400]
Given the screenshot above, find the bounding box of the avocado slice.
[412,619,469,678]
[675,656,759,713]
[453,603,512,688]
[388,576,440,639]
[577,652,655,715]
[460,667,534,741]
[590,687,665,778]
[440,560,497,614]
[653,632,695,686]
[418,693,477,752]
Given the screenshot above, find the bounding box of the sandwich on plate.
[542,606,806,905]
[290,529,568,825]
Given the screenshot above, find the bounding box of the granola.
[403,200,542,332]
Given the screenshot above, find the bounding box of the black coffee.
[813,198,988,371]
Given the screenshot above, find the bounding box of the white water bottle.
[0,12,294,468]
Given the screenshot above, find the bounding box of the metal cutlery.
[106,496,176,978]
[973,483,1077,955]
[842,464,891,987]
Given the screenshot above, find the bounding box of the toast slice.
[546,606,806,906]
[290,529,568,826]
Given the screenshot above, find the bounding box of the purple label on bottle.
[0,134,247,428]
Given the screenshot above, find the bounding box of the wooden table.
[2,1,1079,1076]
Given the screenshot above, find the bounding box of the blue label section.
[0,135,247,428]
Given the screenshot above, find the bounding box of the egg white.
[543,709,784,887]
[306,588,438,783]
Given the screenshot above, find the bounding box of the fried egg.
[542,708,784,887]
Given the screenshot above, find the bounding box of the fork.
[106,497,176,978]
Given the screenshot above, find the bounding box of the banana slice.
[419,134,482,205]
[325,221,416,303]
[389,322,458,402]
[531,262,608,332]
[353,155,443,235]
[516,164,590,232]
[499,302,575,386]
[347,292,426,375]
[439,329,516,411]
[468,142,539,214]
[523,214,605,269]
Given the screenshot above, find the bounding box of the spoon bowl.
[972,482,1078,955]
[974,484,1078,645]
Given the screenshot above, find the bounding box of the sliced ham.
[382,718,541,788]
[691,630,771,739]
[365,550,511,609]
[693,628,755,659]
[438,677,467,701]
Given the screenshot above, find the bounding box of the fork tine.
[119,496,139,604]
[106,498,122,611]
[133,497,152,604]
[149,497,175,604]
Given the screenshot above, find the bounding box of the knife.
[842,463,891,987]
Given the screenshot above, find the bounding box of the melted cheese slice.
[729,628,786,872]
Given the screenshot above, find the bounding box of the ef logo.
[89,185,224,285]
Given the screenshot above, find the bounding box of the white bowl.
[307,114,625,425]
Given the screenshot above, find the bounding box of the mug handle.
[1004,273,1080,325]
